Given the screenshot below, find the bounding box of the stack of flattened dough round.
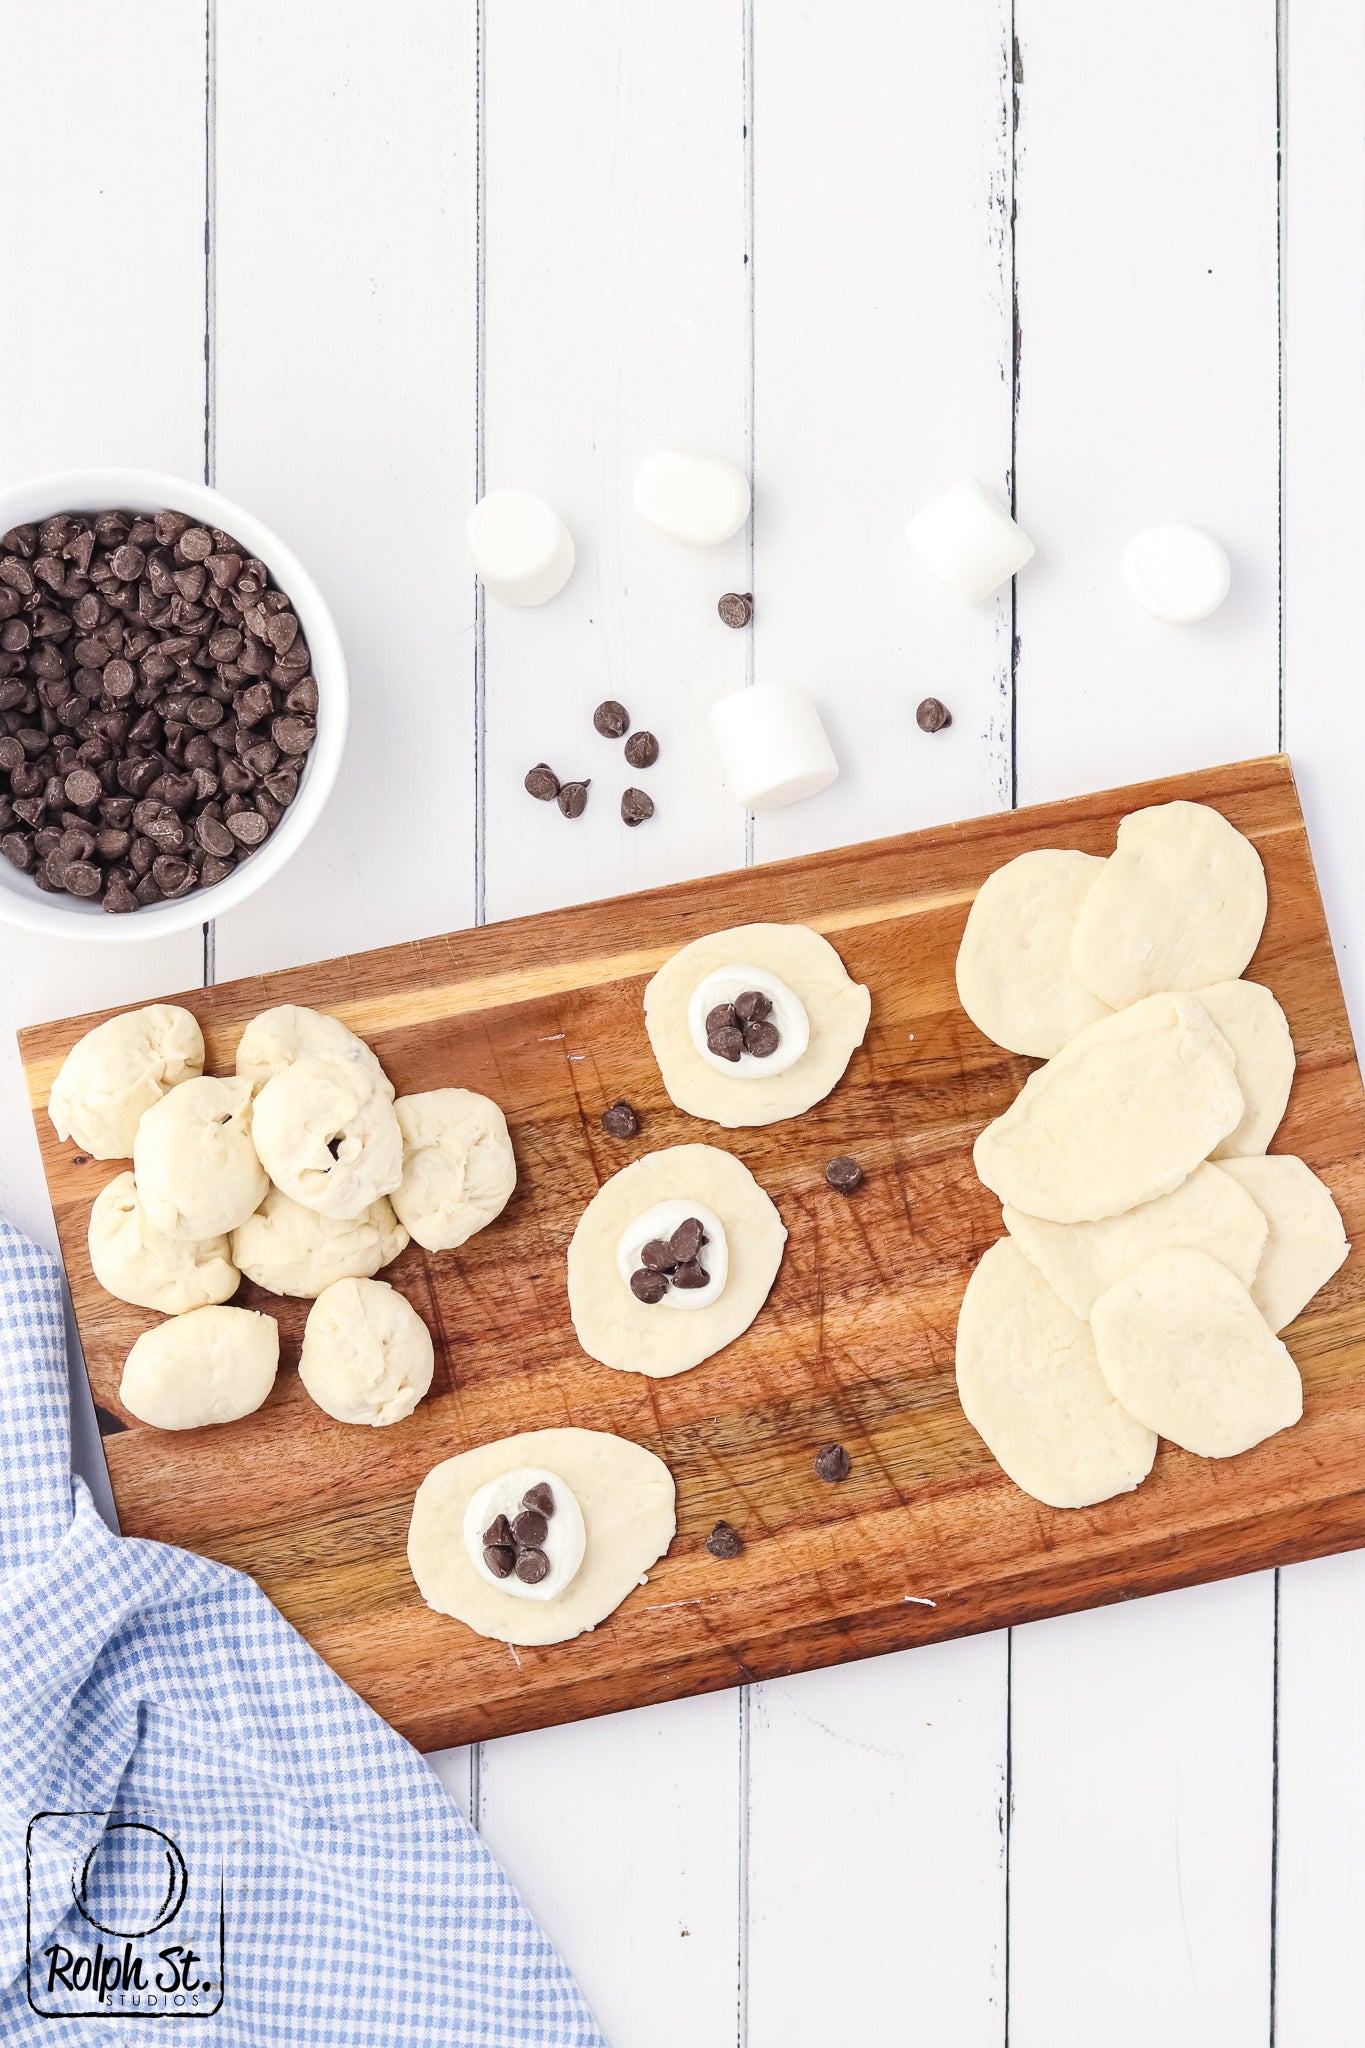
[955,800,1349,1508]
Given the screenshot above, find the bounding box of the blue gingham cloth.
[0,1221,604,2045]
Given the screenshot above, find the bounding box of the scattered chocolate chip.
[593,699,629,739]
[522,1482,556,1518]
[524,762,560,801]
[732,989,771,1025]
[630,1268,670,1304]
[483,1543,517,1579]
[742,1019,780,1058]
[623,730,658,769]
[825,1155,864,1193]
[813,1443,852,1483]
[601,1098,639,1138]
[669,1216,707,1263]
[515,1547,551,1585]
[705,1520,744,1559]
[621,786,654,826]
[916,696,952,734]
[717,591,753,629]
[556,779,589,819]
[511,1508,549,1548]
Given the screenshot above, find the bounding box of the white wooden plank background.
[2,3,1361,2041]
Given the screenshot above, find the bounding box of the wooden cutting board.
[18,755,1365,1752]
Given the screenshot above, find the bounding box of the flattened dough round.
[408,1426,676,1646]
[1218,1154,1350,1332]
[1195,980,1295,1158]
[120,1304,279,1430]
[298,1277,434,1426]
[955,1239,1156,1508]
[1090,1246,1302,1458]
[644,922,871,1128]
[956,848,1112,1057]
[252,1056,403,1220]
[89,1171,239,1315]
[49,1004,204,1160]
[235,1002,393,1099]
[231,1183,408,1299]
[392,1089,517,1251]
[133,1074,268,1240]
[1070,800,1267,1009]
[568,1144,786,1375]
[974,993,1243,1223]
[1003,1161,1267,1320]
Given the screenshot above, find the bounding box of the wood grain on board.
[18,755,1365,1753]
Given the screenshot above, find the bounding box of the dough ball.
[955,1239,1156,1508]
[973,992,1243,1223]
[89,1172,239,1316]
[391,1089,517,1252]
[1195,980,1295,1158]
[568,1144,786,1376]
[231,1183,408,1299]
[1091,1247,1302,1458]
[408,1426,675,1647]
[1218,1154,1350,1332]
[119,1304,279,1430]
[644,922,870,1128]
[251,1056,403,1220]
[1070,800,1267,1009]
[1003,1161,1267,1320]
[298,1277,434,1427]
[133,1074,268,1240]
[956,848,1112,1057]
[235,1002,393,1099]
[49,1004,204,1159]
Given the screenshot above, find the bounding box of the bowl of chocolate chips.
[0,468,347,940]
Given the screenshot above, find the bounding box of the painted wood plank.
[211,0,478,977]
[746,6,1013,2040]
[475,4,749,2040]
[1274,1,1365,2037]
[479,0,749,924]
[1007,7,1281,2041]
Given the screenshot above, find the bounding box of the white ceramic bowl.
[0,468,347,942]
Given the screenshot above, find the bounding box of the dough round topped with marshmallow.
[569,1144,785,1375]
[231,1184,407,1299]
[956,847,1111,1057]
[408,1426,675,1647]
[120,1304,278,1431]
[89,1171,239,1316]
[49,1004,204,1159]
[391,1089,517,1252]
[644,922,870,1128]
[252,1055,403,1220]
[1070,800,1267,1010]
[298,1276,434,1427]
[235,1002,393,1100]
[133,1074,268,1240]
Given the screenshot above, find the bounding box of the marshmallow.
[1123,524,1230,623]
[710,681,839,811]
[616,1199,729,1311]
[906,478,1034,603]
[634,451,750,547]
[686,964,810,1079]
[467,489,574,606]
[464,1465,587,1602]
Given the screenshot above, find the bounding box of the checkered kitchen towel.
[0,1221,605,2045]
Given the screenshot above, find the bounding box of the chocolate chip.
[706,1023,743,1062]
[623,730,658,769]
[669,1216,707,1263]
[916,696,952,733]
[227,810,269,847]
[196,813,235,857]
[825,1155,864,1193]
[630,1268,669,1304]
[672,1259,709,1289]
[705,1002,736,1035]
[271,715,315,756]
[743,1019,780,1058]
[640,1238,678,1273]
[556,780,589,819]
[593,699,629,738]
[511,1509,549,1550]
[717,591,753,629]
[483,1514,513,1548]
[524,762,560,801]
[705,1520,743,1559]
[515,1548,551,1585]
[483,1543,517,1579]
[813,1443,851,1483]
[601,1098,639,1138]
[179,526,213,562]
[63,768,100,809]
[733,989,771,1025]
[522,1482,556,1518]
[621,786,654,826]
[63,860,101,898]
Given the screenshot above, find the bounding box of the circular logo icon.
[71,1822,188,1939]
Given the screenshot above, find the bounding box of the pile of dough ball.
[51,1001,516,1433]
[954,800,1350,1508]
